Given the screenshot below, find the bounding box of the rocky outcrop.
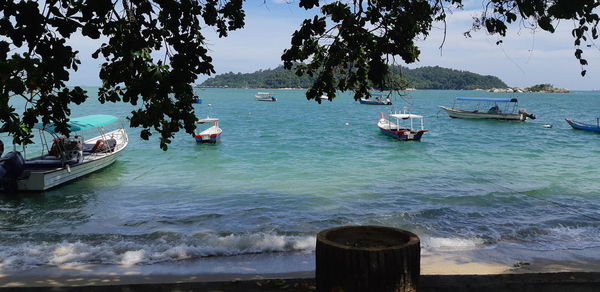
[486,84,569,93]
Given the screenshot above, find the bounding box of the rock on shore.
[485,84,569,93]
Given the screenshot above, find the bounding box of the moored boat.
[565,118,600,133]
[255,92,277,102]
[359,93,392,105]
[377,111,428,141]
[194,117,222,143]
[0,115,128,192]
[440,97,535,121]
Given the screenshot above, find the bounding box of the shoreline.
[3,246,600,288]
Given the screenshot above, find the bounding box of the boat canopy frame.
[451,97,519,114]
[26,115,119,163]
[383,109,425,131]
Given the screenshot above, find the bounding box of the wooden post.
[316,226,420,292]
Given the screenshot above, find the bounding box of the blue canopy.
[456,97,518,103]
[34,115,118,134]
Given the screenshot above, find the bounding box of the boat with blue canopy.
[439,97,535,121]
[0,114,128,192]
[34,115,118,133]
[565,118,600,133]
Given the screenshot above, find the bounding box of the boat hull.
[377,120,427,141]
[360,99,391,105]
[439,106,526,121]
[12,128,128,191]
[565,119,600,133]
[256,97,277,102]
[17,151,122,191]
[195,126,222,143]
[194,133,221,143]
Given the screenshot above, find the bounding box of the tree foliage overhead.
[0,0,597,149]
[0,0,244,149]
[282,0,599,102]
[200,65,507,90]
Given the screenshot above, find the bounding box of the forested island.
[200,65,508,90]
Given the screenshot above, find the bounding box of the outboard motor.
[519,109,536,120]
[0,151,25,192]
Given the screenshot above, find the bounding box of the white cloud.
[409,12,600,90]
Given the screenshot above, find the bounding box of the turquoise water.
[0,89,599,273]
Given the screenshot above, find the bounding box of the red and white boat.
[194,117,222,143]
[377,110,428,141]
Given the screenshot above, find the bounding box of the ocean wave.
[421,235,486,250]
[507,225,600,251]
[0,232,316,271]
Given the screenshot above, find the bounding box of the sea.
[1,88,599,276]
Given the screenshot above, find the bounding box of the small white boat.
[359,93,392,105]
[255,92,277,102]
[377,110,428,141]
[0,115,128,192]
[440,97,535,121]
[195,117,222,143]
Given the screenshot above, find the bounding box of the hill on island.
[200,65,508,90]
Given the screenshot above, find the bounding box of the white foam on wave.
[0,233,316,271]
[532,225,600,250]
[121,250,145,266]
[421,236,485,250]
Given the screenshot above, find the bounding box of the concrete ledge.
[1,272,600,292]
[421,272,600,292]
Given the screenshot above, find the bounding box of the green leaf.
[538,16,555,33]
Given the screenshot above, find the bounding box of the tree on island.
[201,65,508,90]
[524,83,568,92]
[1,1,598,149]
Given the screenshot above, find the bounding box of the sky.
[67,1,600,90]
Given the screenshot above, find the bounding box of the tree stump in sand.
[316,225,420,292]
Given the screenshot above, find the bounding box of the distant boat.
[0,115,128,192]
[195,117,222,143]
[377,110,428,141]
[359,93,392,105]
[440,97,535,121]
[565,118,600,133]
[192,96,203,104]
[255,92,277,102]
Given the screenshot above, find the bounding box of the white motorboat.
[440,97,535,121]
[0,115,128,191]
[360,93,392,105]
[377,110,428,141]
[255,92,277,102]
